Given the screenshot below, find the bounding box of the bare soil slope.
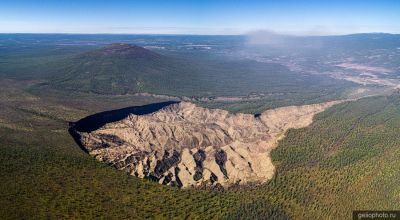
[74,101,341,188]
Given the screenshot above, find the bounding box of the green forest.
[1,78,399,219]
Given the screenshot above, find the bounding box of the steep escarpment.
[72,101,341,188]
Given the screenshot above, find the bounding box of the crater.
[70,100,341,188]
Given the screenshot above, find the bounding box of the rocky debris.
[74,101,341,188]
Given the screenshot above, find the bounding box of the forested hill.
[39,43,194,95]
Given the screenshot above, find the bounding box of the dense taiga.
[1,33,399,219]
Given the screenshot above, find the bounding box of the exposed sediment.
[74,101,341,188]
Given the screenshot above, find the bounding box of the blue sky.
[0,0,399,35]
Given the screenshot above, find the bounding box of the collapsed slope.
[72,101,341,188]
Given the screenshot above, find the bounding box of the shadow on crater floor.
[68,101,179,153]
[71,101,179,133]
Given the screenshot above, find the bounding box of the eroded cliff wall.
[75,101,341,188]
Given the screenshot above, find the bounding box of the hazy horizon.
[1,0,399,35]
[0,31,398,37]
